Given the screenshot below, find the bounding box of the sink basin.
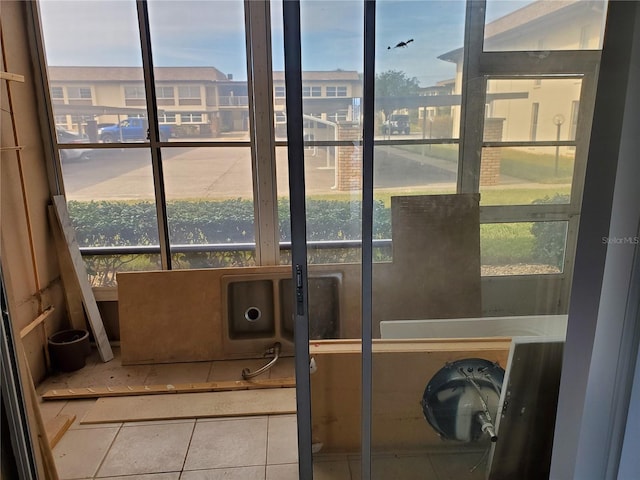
[279,276,341,341]
[221,271,342,357]
[226,279,275,340]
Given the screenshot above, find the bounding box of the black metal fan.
[422,358,504,443]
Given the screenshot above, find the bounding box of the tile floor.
[37,348,488,479]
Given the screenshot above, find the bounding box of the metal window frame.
[456,0,601,300]
[281,2,313,479]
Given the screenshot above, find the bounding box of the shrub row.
[68,198,392,247]
[69,196,565,276]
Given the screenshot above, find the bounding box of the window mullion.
[457,0,487,194]
[245,0,279,266]
[136,0,172,270]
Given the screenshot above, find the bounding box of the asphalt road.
[60,144,458,201]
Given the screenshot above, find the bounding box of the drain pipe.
[242,342,282,379]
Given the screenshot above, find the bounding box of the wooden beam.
[0,70,25,82]
[45,415,75,449]
[51,196,113,362]
[81,388,296,424]
[48,206,85,331]
[41,376,295,400]
[19,306,54,339]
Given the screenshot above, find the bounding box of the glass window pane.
[39,1,148,144]
[479,146,573,205]
[484,0,607,51]
[160,147,256,269]
[485,78,583,142]
[148,1,249,142]
[60,149,160,284]
[481,221,568,275]
[81,253,162,287]
[376,0,466,140]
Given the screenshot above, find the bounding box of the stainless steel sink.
[226,279,275,340]
[221,271,342,358]
[279,275,341,341]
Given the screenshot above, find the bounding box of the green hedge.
[69,196,564,285]
[68,198,392,248]
[530,194,571,268]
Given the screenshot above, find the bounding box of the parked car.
[98,117,173,142]
[381,114,410,135]
[56,127,92,161]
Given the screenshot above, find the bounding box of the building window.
[178,86,201,99]
[51,86,64,99]
[124,86,145,99]
[156,86,174,99]
[54,114,67,125]
[180,112,203,123]
[275,86,286,98]
[178,86,202,105]
[326,86,347,97]
[302,86,321,97]
[327,110,348,122]
[158,112,177,123]
[66,86,92,100]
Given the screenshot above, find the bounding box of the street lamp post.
[553,114,565,176]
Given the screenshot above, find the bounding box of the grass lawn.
[396,143,575,183]
[480,222,536,265]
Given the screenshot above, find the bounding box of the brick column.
[336,123,362,191]
[480,117,505,187]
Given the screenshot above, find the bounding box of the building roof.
[48,66,229,82]
[484,0,578,40]
[272,70,360,82]
[438,0,600,62]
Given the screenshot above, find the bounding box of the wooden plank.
[48,205,87,331]
[0,70,25,82]
[18,342,59,479]
[51,196,112,362]
[20,306,54,339]
[41,376,296,400]
[81,388,296,424]
[309,338,511,453]
[45,415,76,448]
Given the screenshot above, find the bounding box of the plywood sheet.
[309,338,510,453]
[81,388,296,424]
[42,377,295,400]
[117,266,291,364]
[381,194,481,321]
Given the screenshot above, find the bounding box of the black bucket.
[48,329,90,372]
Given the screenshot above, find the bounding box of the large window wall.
[38,0,605,323]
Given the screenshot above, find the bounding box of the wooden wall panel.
[118,269,223,364]
[310,339,511,453]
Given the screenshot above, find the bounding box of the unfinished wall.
[1,1,67,383]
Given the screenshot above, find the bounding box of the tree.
[375,70,421,118]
